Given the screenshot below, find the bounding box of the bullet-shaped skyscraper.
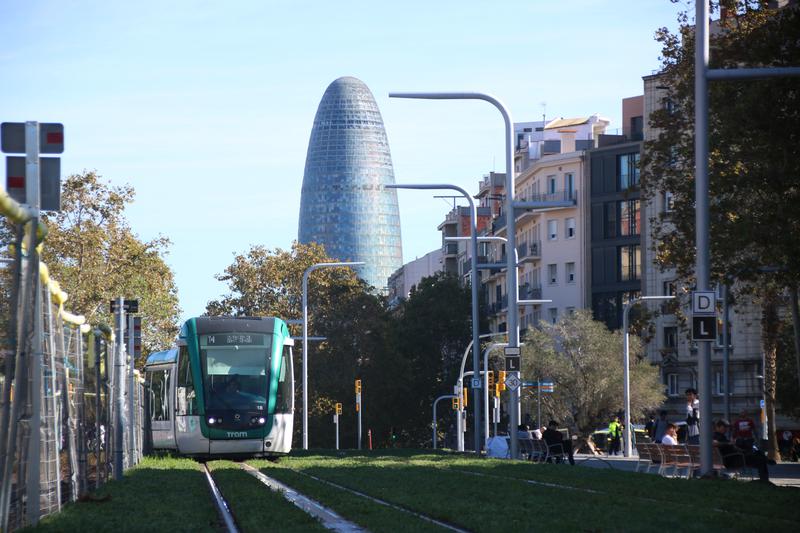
[298,77,402,290]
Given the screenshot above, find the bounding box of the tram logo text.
[226,431,248,438]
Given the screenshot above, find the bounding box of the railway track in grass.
[203,463,240,533]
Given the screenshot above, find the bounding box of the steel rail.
[202,464,240,533]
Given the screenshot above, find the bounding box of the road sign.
[505,356,520,372]
[504,374,521,392]
[1,122,64,153]
[471,378,481,388]
[5,156,61,211]
[692,316,717,341]
[692,290,716,315]
[123,316,142,358]
[110,299,139,313]
[504,346,520,356]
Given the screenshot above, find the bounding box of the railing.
[528,189,578,204]
[443,242,459,255]
[492,213,507,233]
[519,284,542,300]
[517,241,541,260]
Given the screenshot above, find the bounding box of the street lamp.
[302,261,364,450]
[386,183,482,454]
[390,91,522,457]
[622,295,675,457]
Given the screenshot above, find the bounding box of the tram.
[143,316,294,457]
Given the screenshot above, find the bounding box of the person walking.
[685,388,700,445]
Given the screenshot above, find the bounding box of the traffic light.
[498,371,507,391]
[355,379,362,394]
[487,370,494,389]
[452,397,459,410]
[462,388,468,408]
[495,383,501,398]
[335,403,342,415]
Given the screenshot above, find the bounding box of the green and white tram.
[144,316,294,457]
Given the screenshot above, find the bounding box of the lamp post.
[622,295,674,457]
[386,183,482,454]
[390,91,521,457]
[302,261,364,450]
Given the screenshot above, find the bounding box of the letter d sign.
[692,291,716,315]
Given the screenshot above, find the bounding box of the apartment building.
[641,74,765,420]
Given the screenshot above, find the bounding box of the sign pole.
[537,381,541,429]
[113,297,125,480]
[335,415,339,451]
[127,315,135,466]
[355,380,362,450]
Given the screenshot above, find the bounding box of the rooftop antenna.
[433,195,460,209]
[540,101,547,129]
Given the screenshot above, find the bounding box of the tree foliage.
[521,310,664,437]
[643,1,800,457]
[40,171,180,360]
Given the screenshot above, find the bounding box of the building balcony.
[517,240,541,263]
[442,242,459,257]
[519,284,542,300]
[528,189,578,206]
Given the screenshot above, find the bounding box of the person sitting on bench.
[543,420,575,465]
[713,419,770,483]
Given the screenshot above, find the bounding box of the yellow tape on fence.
[39,261,87,326]
[0,187,34,223]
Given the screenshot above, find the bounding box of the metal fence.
[0,194,146,531]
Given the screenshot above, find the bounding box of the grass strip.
[276,452,800,532]
[27,455,217,532]
[206,461,327,533]
[249,459,450,533]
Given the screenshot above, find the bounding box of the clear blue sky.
[1,1,685,320]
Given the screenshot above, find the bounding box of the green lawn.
[26,450,800,533]
[257,449,800,532]
[27,456,218,532]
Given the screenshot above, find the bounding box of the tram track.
[202,463,240,533]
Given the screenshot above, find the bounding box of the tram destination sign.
[204,334,264,346]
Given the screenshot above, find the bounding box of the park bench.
[634,442,663,474]
[686,444,756,480]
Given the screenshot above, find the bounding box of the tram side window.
[176,346,197,415]
[149,369,171,421]
[274,345,292,413]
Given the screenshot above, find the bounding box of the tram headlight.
[207,417,216,425]
[258,417,266,425]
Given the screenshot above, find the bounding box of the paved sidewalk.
[573,453,800,487]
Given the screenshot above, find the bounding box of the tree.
[642,1,800,458]
[520,310,664,438]
[393,272,480,445]
[40,171,180,360]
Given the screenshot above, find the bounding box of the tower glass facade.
[298,77,402,290]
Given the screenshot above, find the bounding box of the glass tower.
[298,77,402,290]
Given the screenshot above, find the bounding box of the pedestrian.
[713,419,771,483]
[732,409,757,451]
[685,388,700,445]
[543,420,575,465]
[652,410,669,444]
[644,413,656,441]
[608,416,622,455]
[661,423,679,445]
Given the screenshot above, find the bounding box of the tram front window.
[200,333,270,411]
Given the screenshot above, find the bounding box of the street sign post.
[355,380,362,450]
[505,356,520,372]
[692,290,717,342]
[110,299,139,314]
[504,374,521,392]
[2,122,64,154]
[5,156,61,211]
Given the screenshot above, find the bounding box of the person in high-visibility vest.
[608,416,623,456]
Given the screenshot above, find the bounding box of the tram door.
[147,364,176,449]
[270,340,295,453]
[174,345,207,454]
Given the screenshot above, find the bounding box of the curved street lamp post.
[302,261,365,450]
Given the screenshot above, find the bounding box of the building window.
[565,217,576,239]
[663,280,676,297]
[604,202,617,239]
[566,262,575,284]
[667,374,679,397]
[547,176,557,194]
[617,152,640,190]
[565,173,574,197]
[618,245,641,281]
[663,191,675,212]
[547,219,558,241]
[548,307,558,324]
[566,307,575,315]
[714,371,725,396]
[716,319,732,348]
[619,200,640,236]
[664,326,678,349]
[548,264,558,285]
